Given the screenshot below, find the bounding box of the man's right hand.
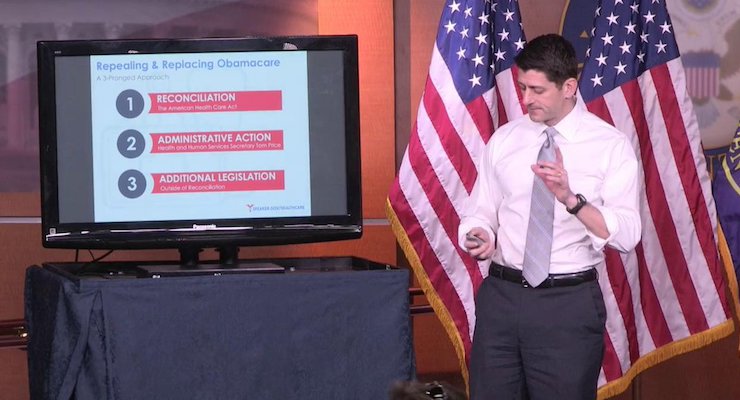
[464,228,494,260]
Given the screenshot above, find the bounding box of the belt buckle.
[521,278,530,288]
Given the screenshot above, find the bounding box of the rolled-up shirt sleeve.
[587,137,642,253]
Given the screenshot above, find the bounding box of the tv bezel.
[37,35,362,250]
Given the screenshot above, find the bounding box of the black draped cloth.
[25,259,414,399]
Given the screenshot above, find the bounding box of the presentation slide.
[88,51,312,222]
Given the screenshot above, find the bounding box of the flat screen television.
[37,35,362,264]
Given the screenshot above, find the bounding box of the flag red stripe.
[510,66,526,115]
[585,96,615,126]
[494,85,509,130]
[635,244,674,347]
[651,66,730,317]
[604,249,640,363]
[621,79,709,332]
[423,79,479,194]
[465,96,494,153]
[602,330,623,381]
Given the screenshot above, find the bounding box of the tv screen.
[37,35,362,253]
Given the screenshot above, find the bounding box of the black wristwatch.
[566,193,587,215]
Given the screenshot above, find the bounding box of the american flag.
[386,0,525,380]
[579,0,734,396]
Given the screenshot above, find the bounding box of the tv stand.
[176,246,242,267]
[216,246,239,266]
[178,247,203,268]
[144,246,284,277]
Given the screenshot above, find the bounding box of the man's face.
[517,69,574,126]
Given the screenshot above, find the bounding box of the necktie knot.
[543,127,556,148]
[539,127,558,163]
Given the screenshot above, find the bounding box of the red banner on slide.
[148,91,282,113]
[150,130,284,153]
[151,170,284,193]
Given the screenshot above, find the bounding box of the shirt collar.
[553,100,585,142]
[530,100,585,142]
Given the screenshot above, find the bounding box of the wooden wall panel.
[0,349,28,400]
[405,0,445,149]
[637,330,740,400]
[0,193,37,216]
[318,0,396,219]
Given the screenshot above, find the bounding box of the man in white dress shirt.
[459,34,641,400]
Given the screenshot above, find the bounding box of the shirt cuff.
[588,204,617,251]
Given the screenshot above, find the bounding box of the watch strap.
[567,193,587,215]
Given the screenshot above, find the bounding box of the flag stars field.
[580,0,681,96]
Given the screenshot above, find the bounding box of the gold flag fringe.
[717,226,740,351]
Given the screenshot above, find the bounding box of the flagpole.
[631,374,641,399]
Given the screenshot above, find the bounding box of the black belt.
[489,262,597,288]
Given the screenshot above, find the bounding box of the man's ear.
[563,77,578,99]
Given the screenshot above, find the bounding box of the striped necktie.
[522,127,557,287]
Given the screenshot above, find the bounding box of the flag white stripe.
[397,133,478,341]
[495,69,522,122]
[482,86,498,128]
[416,101,469,217]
